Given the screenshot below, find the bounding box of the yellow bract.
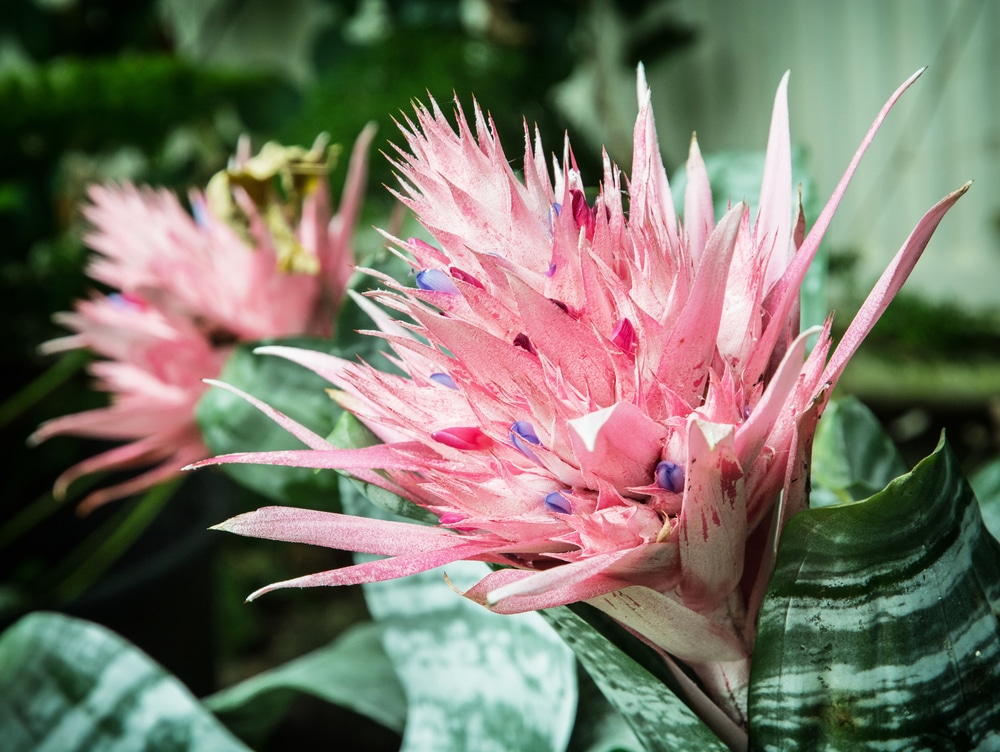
[206,133,342,274]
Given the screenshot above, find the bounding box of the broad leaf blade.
[195,336,343,507]
[749,438,1000,750]
[0,612,250,752]
[542,606,727,752]
[971,458,1000,542]
[566,669,644,752]
[340,478,578,752]
[206,621,406,746]
[810,396,908,507]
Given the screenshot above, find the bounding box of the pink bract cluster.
[200,68,966,731]
[32,126,376,512]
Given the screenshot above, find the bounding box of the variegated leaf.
[749,437,1000,749]
[542,605,728,752]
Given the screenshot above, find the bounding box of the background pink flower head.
[32,125,376,513]
[202,67,966,721]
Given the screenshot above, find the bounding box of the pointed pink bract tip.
[148,69,966,731]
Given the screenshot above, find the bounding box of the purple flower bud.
[416,269,459,294]
[108,292,148,312]
[190,195,212,228]
[510,421,542,463]
[429,372,458,389]
[544,491,572,514]
[510,421,540,445]
[655,460,684,493]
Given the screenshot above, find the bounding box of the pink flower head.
[199,68,967,725]
[32,126,377,513]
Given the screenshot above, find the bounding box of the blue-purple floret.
[510,420,541,463]
[544,491,572,514]
[429,372,458,389]
[655,460,684,493]
[415,269,459,294]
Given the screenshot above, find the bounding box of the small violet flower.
[416,268,460,294]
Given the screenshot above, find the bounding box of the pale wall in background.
[560,0,998,311]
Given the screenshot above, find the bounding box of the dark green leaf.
[206,621,406,747]
[195,336,344,507]
[566,668,644,752]
[0,612,250,752]
[810,396,908,507]
[749,437,1000,750]
[971,458,1000,542]
[541,605,727,752]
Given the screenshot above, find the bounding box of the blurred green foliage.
[0,0,696,716]
[0,55,280,168]
[844,292,1000,361]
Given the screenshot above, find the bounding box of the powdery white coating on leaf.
[349,491,577,752]
[212,506,470,555]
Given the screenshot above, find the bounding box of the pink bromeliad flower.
[196,68,966,736]
[32,126,376,513]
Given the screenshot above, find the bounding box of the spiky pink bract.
[32,126,377,513]
[201,69,967,730]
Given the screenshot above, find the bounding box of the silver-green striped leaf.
[971,457,1000,542]
[749,437,1000,750]
[0,612,250,752]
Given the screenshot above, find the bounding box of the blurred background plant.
[0,1,697,747]
[1,0,997,749]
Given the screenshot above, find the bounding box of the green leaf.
[749,437,1000,750]
[566,669,644,752]
[206,621,406,747]
[339,478,578,752]
[195,336,344,507]
[810,396,908,507]
[971,458,1000,542]
[0,612,250,752]
[541,606,727,752]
